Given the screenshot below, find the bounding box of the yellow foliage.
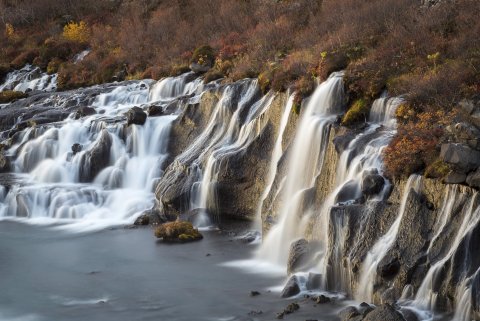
[5,23,15,39]
[63,21,90,43]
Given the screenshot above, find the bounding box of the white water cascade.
[0,64,57,93]
[257,72,345,265]
[0,73,204,231]
[356,175,423,302]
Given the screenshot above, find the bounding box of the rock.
[335,180,359,204]
[443,171,467,184]
[446,123,480,150]
[315,295,331,304]
[440,143,480,173]
[459,99,477,114]
[283,302,300,314]
[190,62,211,74]
[71,143,83,155]
[79,130,112,182]
[0,153,10,173]
[250,291,260,297]
[338,306,360,321]
[378,255,401,279]
[287,239,314,274]
[306,272,322,290]
[154,221,203,243]
[358,302,374,317]
[134,214,150,226]
[248,310,263,316]
[147,105,164,117]
[126,107,147,126]
[74,106,96,119]
[400,309,419,321]
[363,304,406,321]
[466,169,480,189]
[281,275,301,298]
[362,173,385,197]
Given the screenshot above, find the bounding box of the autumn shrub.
[191,45,215,67]
[0,91,27,103]
[384,111,453,178]
[62,21,90,44]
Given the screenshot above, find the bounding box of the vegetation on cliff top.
[0,0,479,177]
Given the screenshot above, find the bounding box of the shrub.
[203,70,224,83]
[0,91,27,103]
[154,221,203,243]
[5,23,15,40]
[47,58,62,74]
[424,159,450,179]
[190,45,215,67]
[62,21,90,43]
[342,98,369,126]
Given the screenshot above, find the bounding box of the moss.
[258,70,272,94]
[424,159,450,179]
[203,70,224,83]
[342,98,369,126]
[0,91,28,104]
[47,58,62,74]
[191,45,215,66]
[154,221,203,243]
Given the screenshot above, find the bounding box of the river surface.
[0,222,342,321]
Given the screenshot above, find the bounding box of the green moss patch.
[154,221,203,243]
[0,91,28,104]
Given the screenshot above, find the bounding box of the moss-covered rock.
[190,45,215,67]
[342,98,369,126]
[425,159,451,179]
[154,221,203,243]
[0,91,28,104]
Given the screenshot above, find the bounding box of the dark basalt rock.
[71,143,83,155]
[443,171,467,184]
[133,214,150,226]
[126,107,147,126]
[79,130,111,182]
[281,275,301,298]
[74,106,96,119]
[315,294,331,304]
[363,304,406,321]
[362,173,385,197]
[440,143,480,173]
[0,153,11,173]
[147,105,164,117]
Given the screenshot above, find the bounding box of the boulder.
[338,306,361,321]
[466,169,480,189]
[315,295,331,304]
[400,309,419,321]
[71,143,83,155]
[287,239,315,274]
[154,221,203,243]
[74,106,96,119]
[443,171,467,184]
[440,143,480,173]
[358,302,374,317]
[126,107,147,126]
[281,275,301,298]
[446,123,480,150]
[134,214,150,226]
[363,304,406,321]
[147,105,164,117]
[362,173,385,197]
[0,153,10,173]
[335,181,359,204]
[79,130,112,182]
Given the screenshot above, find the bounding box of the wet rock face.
[74,106,96,119]
[281,275,300,298]
[126,107,147,126]
[362,304,405,321]
[361,173,385,198]
[287,239,315,275]
[0,153,11,173]
[79,130,112,182]
[147,105,163,117]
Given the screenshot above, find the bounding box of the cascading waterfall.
[356,175,423,302]
[0,64,57,92]
[0,73,203,230]
[257,72,345,265]
[255,92,294,228]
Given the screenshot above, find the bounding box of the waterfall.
[356,175,423,302]
[257,72,345,265]
[0,73,202,230]
[0,65,57,92]
[255,92,294,228]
